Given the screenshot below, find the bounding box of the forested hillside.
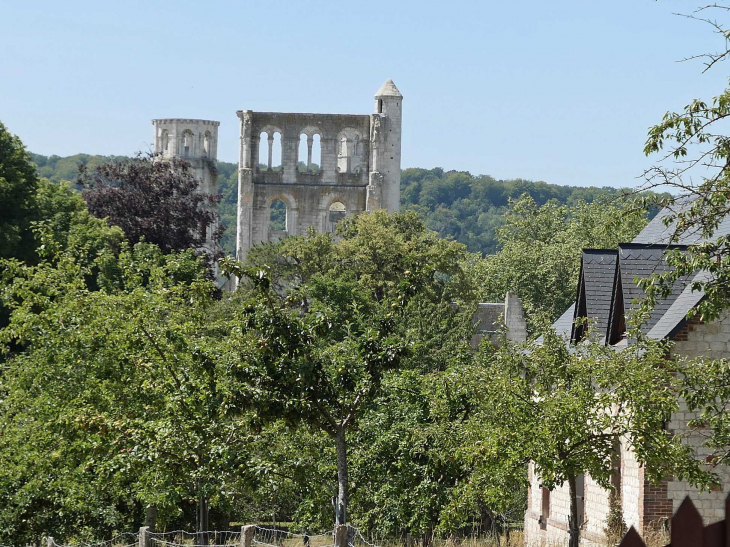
[31,153,630,256]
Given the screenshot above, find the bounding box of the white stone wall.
[665,311,730,524]
[620,437,642,531]
[582,475,610,541]
[235,81,402,264]
[526,311,730,545]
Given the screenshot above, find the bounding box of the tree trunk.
[197,484,209,545]
[144,505,157,532]
[335,427,349,525]
[567,474,579,547]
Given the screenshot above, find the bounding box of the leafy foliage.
[79,154,223,259]
[32,153,634,258]
[222,211,476,525]
[436,328,714,546]
[472,194,647,331]
[0,121,41,262]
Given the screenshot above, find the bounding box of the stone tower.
[151,118,220,254]
[235,79,403,267]
[372,79,403,214]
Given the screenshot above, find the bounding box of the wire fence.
[150,530,243,547]
[251,526,333,547]
[14,526,380,547]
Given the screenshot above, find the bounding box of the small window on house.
[328,202,346,232]
[270,199,287,232]
[378,99,383,113]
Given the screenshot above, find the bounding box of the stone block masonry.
[235,80,403,266]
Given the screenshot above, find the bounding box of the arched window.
[328,201,346,232]
[182,130,193,157]
[298,134,308,173]
[352,135,361,174]
[271,132,282,170]
[337,136,350,173]
[203,131,211,158]
[259,131,282,170]
[270,199,287,241]
[161,130,169,154]
[259,132,269,170]
[311,134,321,172]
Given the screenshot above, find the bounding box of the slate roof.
[537,303,575,346]
[646,270,709,340]
[632,198,730,245]
[553,303,576,338]
[606,243,693,340]
[573,249,617,342]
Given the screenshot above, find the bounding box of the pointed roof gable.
[572,249,617,343]
[375,79,403,98]
[605,243,694,344]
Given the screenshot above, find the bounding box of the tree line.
[30,153,632,257]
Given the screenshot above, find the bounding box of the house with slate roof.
[524,203,730,546]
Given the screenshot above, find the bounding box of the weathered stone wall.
[235,81,402,266]
[151,118,220,256]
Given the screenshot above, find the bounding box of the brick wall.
[643,478,672,527]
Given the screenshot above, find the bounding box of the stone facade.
[235,80,403,267]
[524,310,730,546]
[151,118,220,256]
[470,293,528,347]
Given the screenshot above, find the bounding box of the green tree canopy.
[472,194,647,331]
[222,211,476,525]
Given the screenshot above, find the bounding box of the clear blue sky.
[1,0,727,188]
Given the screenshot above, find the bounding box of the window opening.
[311,134,321,172]
[328,202,346,232]
[271,132,282,170]
[270,199,287,234]
[203,131,211,158]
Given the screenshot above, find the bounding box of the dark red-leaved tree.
[79,154,223,257]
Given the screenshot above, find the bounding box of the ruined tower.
[151,118,220,255]
[235,79,403,266]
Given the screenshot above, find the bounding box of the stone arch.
[298,126,323,172]
[266,192,298,238]
[336,128,363,174]
[203,131,211,158]
[258,125,284,170]
[181,129,194,157]
[320,195,349,233]
[160,129,169,154]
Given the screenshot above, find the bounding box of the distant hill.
[30,153,631,257]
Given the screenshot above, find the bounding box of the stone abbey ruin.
[152,79,403,270]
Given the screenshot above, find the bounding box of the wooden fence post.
[672,497,703,546]
[139,526,150,547]
[241,525,254,547]
[335,525,348,547]
[617,527,645,547]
